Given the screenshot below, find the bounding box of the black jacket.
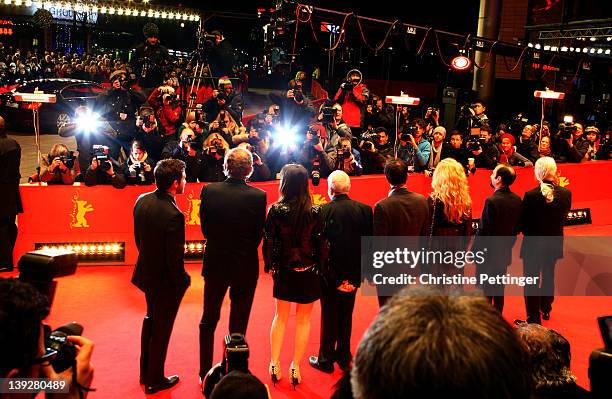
[132,190,190,293]
[373,188,429,236]
[84,159,126,189]
[200,178,267,281]
[475,187,522,267]
[320,194,373,288]
[518,137,539,163]
[0,135,23,217]
[520,182,572,260]
[475,141,500,169]
[161,141,202,182]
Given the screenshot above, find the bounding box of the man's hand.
[106,162,115,176]
[212,89,219,98]
[42,335,95,399]
[565,135,574,148]
[143,163,152,172]
[472,148,483,156]
[210,120,220,130]
[90,158,98,170]
[142,121,157,133]
[286,89,295,99]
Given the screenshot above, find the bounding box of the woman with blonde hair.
[427,158,473,283]
[200,132,231,182]
[210,110,246,146]
[519,156,571,324]
[38,143,80,184]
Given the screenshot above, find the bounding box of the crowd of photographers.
[29,65,611,189]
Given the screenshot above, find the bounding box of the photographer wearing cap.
[161,128,203,182]
[120,140,155,185]
[96,69,146,154]
[37,144,80,184]
[427,126,452,170]
[0,278,95,399]
[84,145,126,189]
[333,69,369,134]
[133,23,169,96]
[396,118,431,172]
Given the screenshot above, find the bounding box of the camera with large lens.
[337,145,351,162]
[131,161,146,182]
[306,127,321,147]
[400,125,418,141]
[466,135,486,151]
[321,106,336,124]
[57,151,75,169]
[293,81,305,103]
[92,145,111,171]
[559,115,577,139]
[202,333,250,398]
[44,322,84,373]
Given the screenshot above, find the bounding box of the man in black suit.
[199,148,267,379]
[476,164,522,312]
[373,159,429,307]
[309,170,373,374]
[0,116,22,272]
[519,157,571,324]
[132,159,191,394]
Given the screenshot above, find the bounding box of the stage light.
[194,15,200,21]
[561,46,568,52]
[563,115,574,124]
[184,240,206,260]
[590,37,597,42]
[140,10,146,17]
[535,44,541,49]
[565,208,592,226]
[544,45,550,51]
[117,8,124,15]
[590,48,596,53]
[583,48,588,53]
[606,50,611,55]
[75,111,101,134]
[34,242,126,262]
[100,6,107,14]
[550,46,558,51]
[597,49,603,54]
[451,55,472,71]
[528,43,534,48]
[109,7,115,15]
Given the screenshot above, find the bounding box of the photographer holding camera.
[0,278,95,399]
[84,145,126,188]
[38,144,80,184]
[161,128,203,182]
[396,118,431,172]
[329,137,362,176]
[333,69,369,135]
[209,30,235,79]
[469,124,500,170]
[554,119,589,163]
[156,92,182,141]
[132,23,169,97]
[236,142,271,182]
[200,132,231,182]
[427,126,451,171]
[321,103,353,152]
[283,79,317,127]
[120,140,155,185]
[203,78,244,124]
[96,70,146,154]
[135,106,163,161]
[364,96,395,133]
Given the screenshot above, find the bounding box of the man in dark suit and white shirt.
[132,159,191,394]
[199,148,267,379]
[476,164,522,312]
[373,159,429,307]
[0,116,22,272]
[309,170,373,374]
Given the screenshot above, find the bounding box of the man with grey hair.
[309,170,372,374]
[198,147,267,380]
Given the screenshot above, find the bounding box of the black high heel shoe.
[269,362,282,386]
[289,363,301,390]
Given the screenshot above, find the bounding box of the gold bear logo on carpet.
[185,192,201,226]
[70,194,94,228]
[559,176,570,187]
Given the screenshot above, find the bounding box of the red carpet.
[24,243,607,399]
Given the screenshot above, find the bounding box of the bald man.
[309,171,372,373]
[0,116,22,272]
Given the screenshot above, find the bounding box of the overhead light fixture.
[450,55,472,71]
[534,89,565,100]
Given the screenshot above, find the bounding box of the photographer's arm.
[43,335,95,399]
[415,142,431,168]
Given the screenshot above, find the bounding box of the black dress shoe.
[542,312,550,320]
[0,265,14,273]
[145,375,179,394]
[309,356,334,373]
